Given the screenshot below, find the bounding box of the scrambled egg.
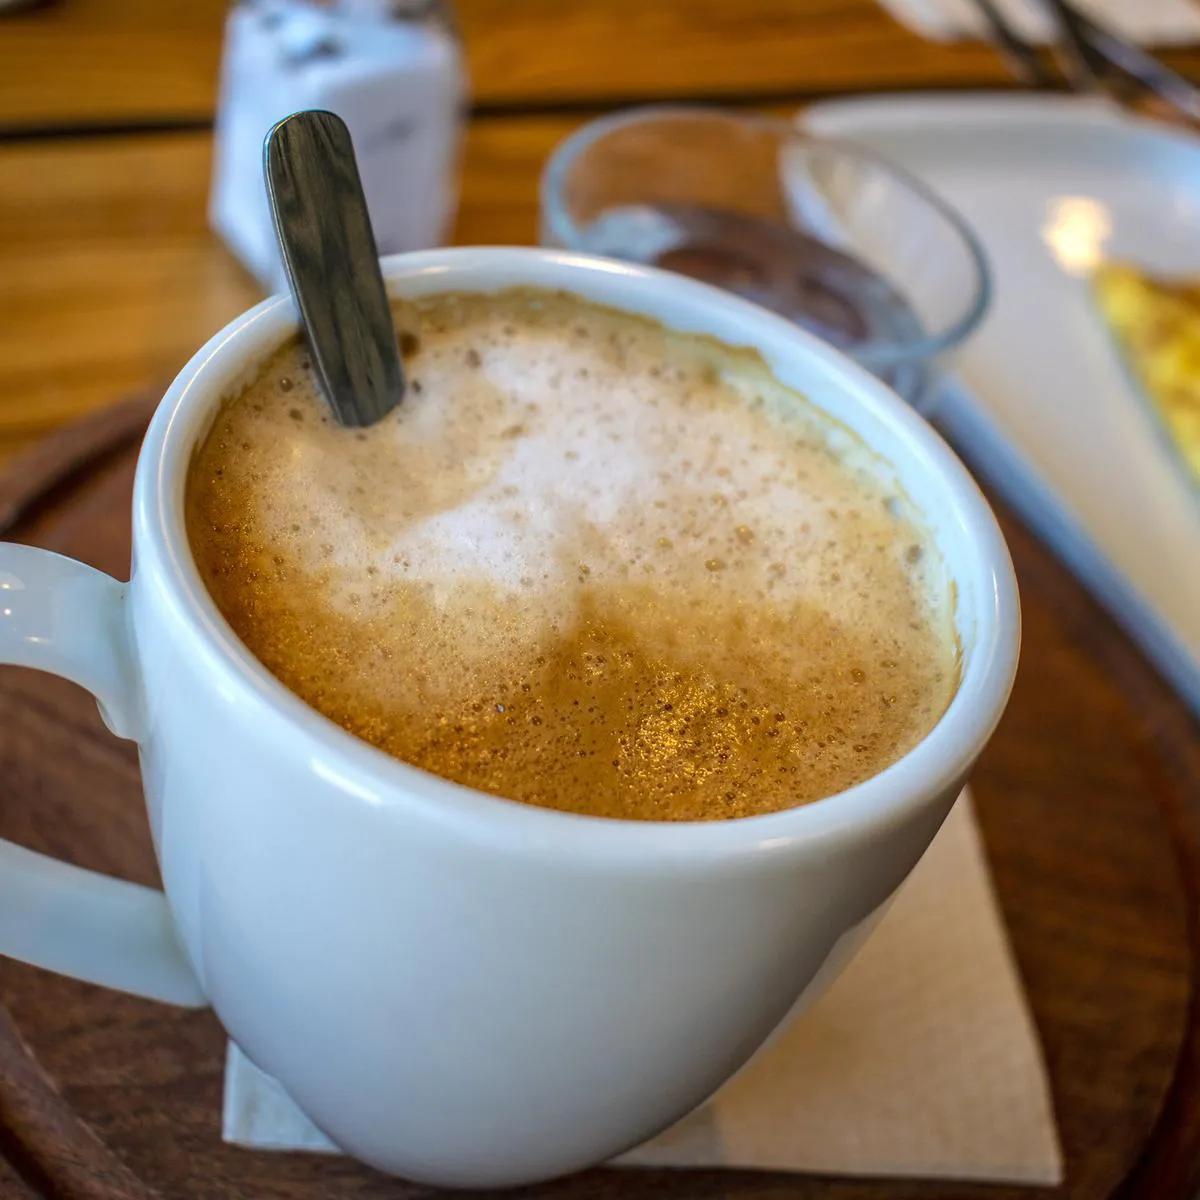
[1093,262,1200,485]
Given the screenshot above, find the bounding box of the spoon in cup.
[264,109,405,427]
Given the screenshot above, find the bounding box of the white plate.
[805,94,1200,715]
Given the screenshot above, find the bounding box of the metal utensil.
[1045,0,1200,123]
[264,110,405,427]
[970,0,1056,87]
[969,0,1200,128]
[1040,0,1114,93]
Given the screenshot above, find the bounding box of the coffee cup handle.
[0,544,207,1007]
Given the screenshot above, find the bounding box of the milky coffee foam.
[186,289,958,821]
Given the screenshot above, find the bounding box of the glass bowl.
[540,106,991,414]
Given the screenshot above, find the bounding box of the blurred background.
[4,0,1197,463]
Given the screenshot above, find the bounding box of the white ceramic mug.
[0,248,1019,1188]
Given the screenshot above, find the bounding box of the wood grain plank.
[0,1140,41,1199]
[0,0,1057,131]
[0,0,224,130]
[0,130,259,460]
[0,114,580,463]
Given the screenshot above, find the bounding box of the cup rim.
[539,103,993,371]
[135,246,1019,863]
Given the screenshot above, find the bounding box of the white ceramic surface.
[0,248,1019,1188]
[805,94,1200,715]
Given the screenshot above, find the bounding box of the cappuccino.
[186,289,957,821]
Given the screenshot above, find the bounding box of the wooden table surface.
[6,0,1200,464]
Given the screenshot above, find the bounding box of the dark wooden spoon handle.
[264,109,404,427]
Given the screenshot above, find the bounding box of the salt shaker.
[210,0,465,292]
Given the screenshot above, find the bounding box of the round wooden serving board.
[0,400,1196,1200]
